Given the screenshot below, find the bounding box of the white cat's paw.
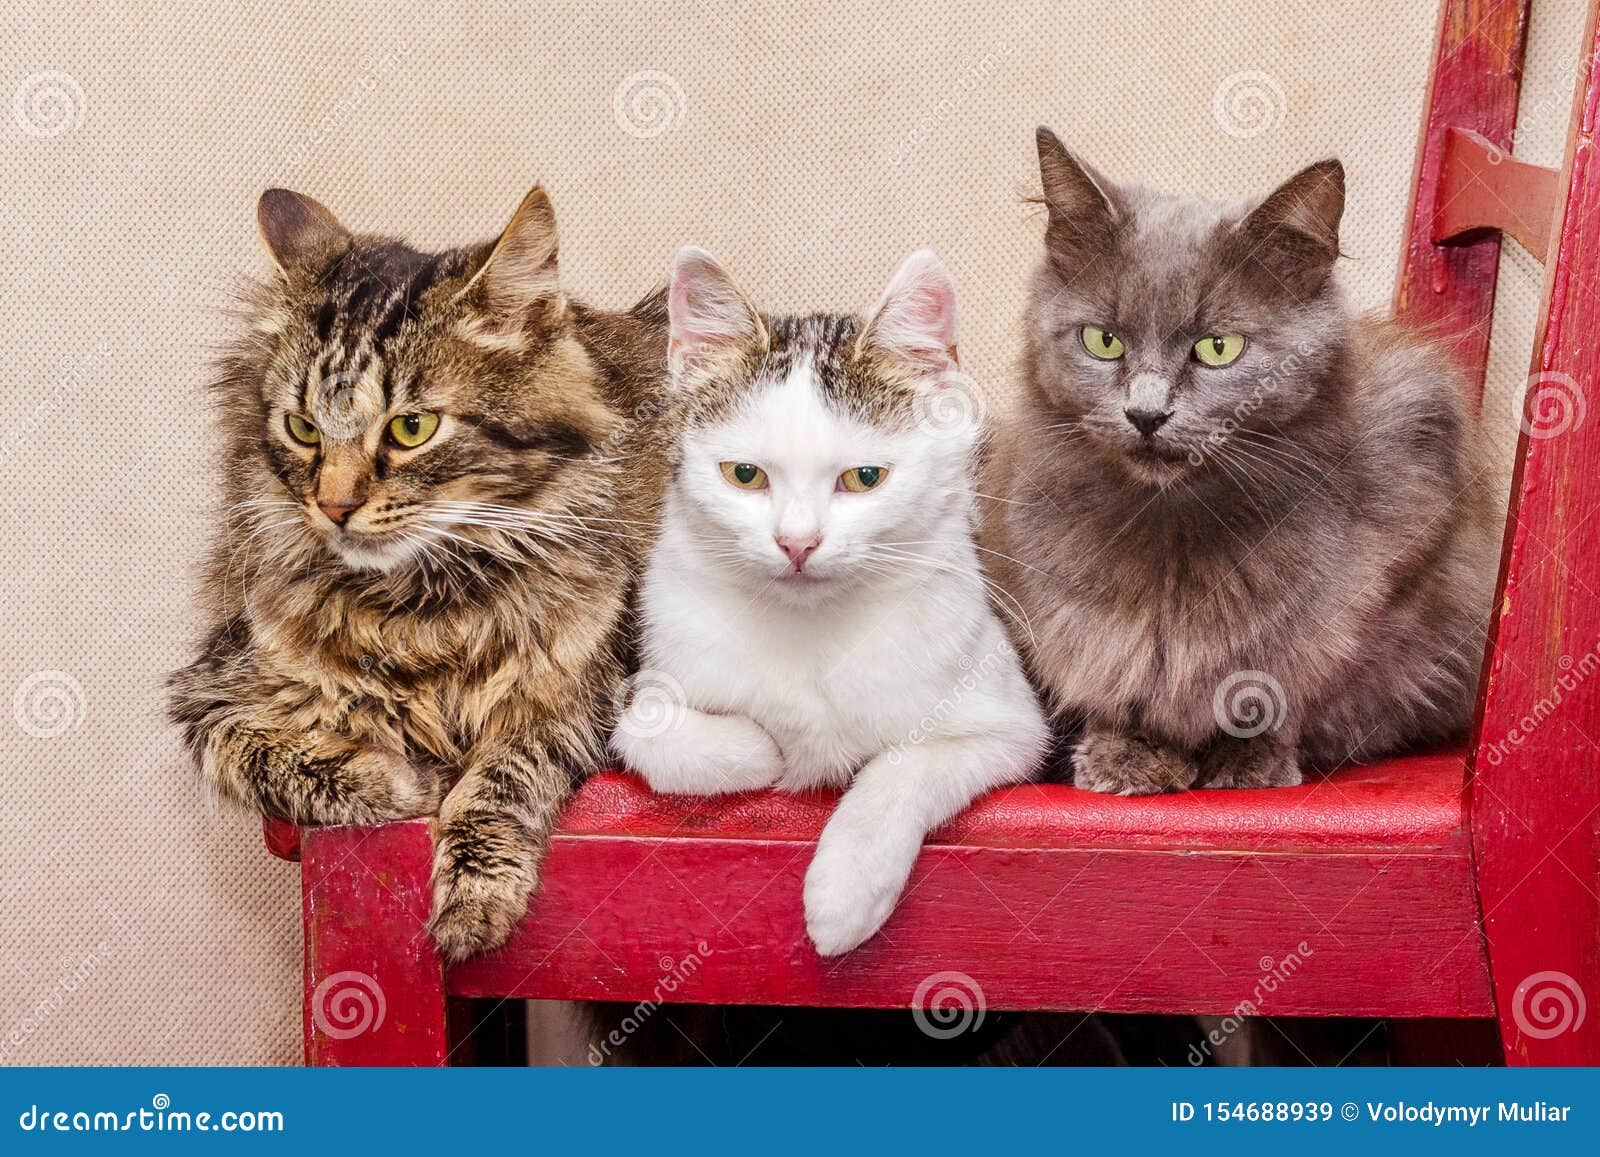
[802,840,905,957]
[614,706,785,796]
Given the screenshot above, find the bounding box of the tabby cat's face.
[239,188,615,572]
[1027,129,1348,485]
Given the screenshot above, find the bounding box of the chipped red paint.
[1469,1,1600,1067]
[1396,0,1531,407]
[300,823,448,1066]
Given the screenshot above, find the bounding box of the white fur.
[613,251,1049,956]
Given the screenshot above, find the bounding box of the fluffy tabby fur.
[612,247,1048,954]
[168,186,668,959]
[984,129,1500,793]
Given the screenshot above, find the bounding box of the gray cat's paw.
[1195,735,1302,790]
[1071,729,1197,795]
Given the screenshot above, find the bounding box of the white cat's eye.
[1193,333,1247,367]
[1080,325,1125,361]
[719,461,768,490]
[838,466,888,493]
[285,413,321,445]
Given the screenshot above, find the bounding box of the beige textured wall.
[1,1,1583,1064]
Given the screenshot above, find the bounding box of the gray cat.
[983,127,1501,794]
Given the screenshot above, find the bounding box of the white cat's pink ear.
[857,249,959,376]
[668,247,766,379]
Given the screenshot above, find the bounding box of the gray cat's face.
[1026,129,1347,485]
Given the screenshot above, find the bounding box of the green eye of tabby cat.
[388,412,440,448]
[719,461,768,490]
[1081,325,1125,361]
[285,413,320,445]
[1194,333,1246,367]
[839,466,888,493]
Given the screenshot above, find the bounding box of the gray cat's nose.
[1124,407,1172,437]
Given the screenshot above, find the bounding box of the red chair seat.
[445,750,1491,1018]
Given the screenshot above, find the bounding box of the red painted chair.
[265,0,1600,1066]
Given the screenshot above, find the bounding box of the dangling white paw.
[802,834,912,957]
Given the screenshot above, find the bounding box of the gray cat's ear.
[856,249,959,377]
[667,247,767,381]
[455,186,563,316]
[257,189,351,281]
[1035,127,1118,263]
[1235,160,1345,297]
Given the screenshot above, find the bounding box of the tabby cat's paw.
[426,813,535,963]
[348,746,446,820]
[1070,729,1196,795]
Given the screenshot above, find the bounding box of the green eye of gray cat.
[285,413,320,445]
[1194,333,1246,367]
[1081,325,1125,360]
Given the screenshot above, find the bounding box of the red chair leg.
[300,820,450,1066]
[1471,2,1600,1068]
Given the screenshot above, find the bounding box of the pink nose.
[776,534,821,571]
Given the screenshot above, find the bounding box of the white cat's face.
[674,358,973,604]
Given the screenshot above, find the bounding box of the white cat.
[612,246,1049,956]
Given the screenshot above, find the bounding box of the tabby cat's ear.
[257,189,351,282]
[856,249,958,377]
[1234,160,1345,298]
[456,186,563,317]
[1035,126,1118,269]
[667,247,767,380]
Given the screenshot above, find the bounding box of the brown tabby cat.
[168,186,668,959]
[984,128,1499,794]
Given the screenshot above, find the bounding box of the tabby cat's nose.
[1124,407,1172,437]
[317,499,361,526]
